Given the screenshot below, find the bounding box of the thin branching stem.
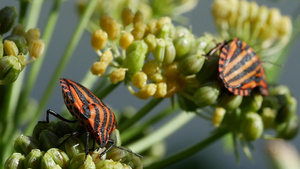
[121,103,179,144]
[118,98,163,132]
[144,128,229,169]
[127,111,196,153]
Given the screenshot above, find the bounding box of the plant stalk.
[127,111,196,153]
[25,0,99,135]
[118,98,163,132]
[145,128,228,169]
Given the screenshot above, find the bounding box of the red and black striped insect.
[205,38,268,96]
[40,78,142,162]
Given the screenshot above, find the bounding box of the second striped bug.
[205,38,268,96]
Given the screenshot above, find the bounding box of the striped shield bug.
[40,78,142,162]
[205,38,268,96]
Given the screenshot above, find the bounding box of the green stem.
[0,1,45,166]
[127,111,196,153]
[144,128,229,169]
[0,84,13,166]
[14,0,63,132]
[25,0,99,135]
[121,103,179,144]
[19,1,29,24]
[118,98,163,132]
[94,82,120,99]
[26,0,43,29]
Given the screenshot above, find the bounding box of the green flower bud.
[240,112,264,141]
[178,50,205,75]
[261,107,276,129]
[122,7,134,27]
[131,22,146,40]
[4,35,28,55]
[123,40,148,75]
[11,24,26,37]
[129,156,143,169]
[4,153,25,169]
[14,134,40,155]
[218,92,243,111]
[276,115,299,140]
[153,38,165,66]
[0,6,17,35]
[240,94,263,112]
[61,136,85,159]
[106,146,128,162]
[109,129,121,147]
[45,148,69,168]
[157,24,170,39]
[276,97,297,124]
[39,130,59,151]
[95,159,127,169]
[177,93,198,112]
[4,40,18,56]
[0,55,22,84]
[69,153,95,169]
[174,26,191,38]
[270,85,291,98]
[212,107,226,127]
[173,36,191,58]
[53,121,74,138]
[163,38,176,65]
[40,150,62,169]
[32,122,55,140]
[193,81,221,108]
[24,149,44,169]
[144,34,157,52]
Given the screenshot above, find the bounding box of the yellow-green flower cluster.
[210,85,298,141]
[212,0,292,62]
[77,0,199,31]
[0,6,44,85]
[4,121,142,169]
[90,7,219,100]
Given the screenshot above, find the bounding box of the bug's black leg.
[39,109,77,123]
[99,139,115,158]
[83,131,90,163]
[99,140,143,158]
[58,129,82,146]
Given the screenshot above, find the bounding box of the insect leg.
[39,109,77,123]
[100,139,143,158]
[84,131,90,162]
[58,130,81,146]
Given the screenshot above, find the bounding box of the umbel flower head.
[212,0,292,64]
[0,6,45,85]
[87,0,298,159]
[5,121,143,169]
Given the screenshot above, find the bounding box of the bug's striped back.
[218,38,268,96]
[60,78,116,147]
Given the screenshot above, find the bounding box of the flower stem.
[144,128,229,169]
[14,0,63,133]
[118,98,163,132]
[26,0,43,29]
[127,111,196,153]
[94,81,120,99]
[25,0,99,135]
[121,103,179,144]
[19,1,29,24]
